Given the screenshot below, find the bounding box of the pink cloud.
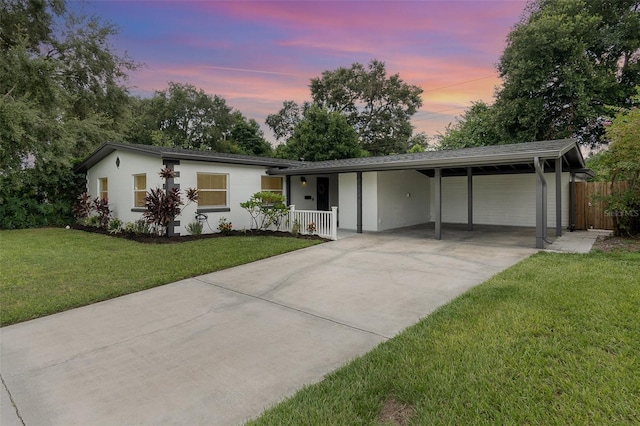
[119,0,527,142]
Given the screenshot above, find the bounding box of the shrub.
[218,217,233,235]
[142,168,198,236]
[93,198,112,228]
[600,94,640,236]
[124,219,153,235]
[0,164,83,230]
[72,192,93,219]
[291,219,301,236]
[108,218,124,234]
[83,215,101,227]
[240,191,289,230]
[307,222,317,234]
[186,221,203,236]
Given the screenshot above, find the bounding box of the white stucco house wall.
[78,139,591,248]
[78,143,299,235]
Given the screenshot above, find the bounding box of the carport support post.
[435,168,442,240]
[467,167,473,231]
[356,172,363,233]
[534,157,547,249]
[555,158,562,237]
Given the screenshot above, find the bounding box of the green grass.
[0,228,320,326]
[249,251,640,425]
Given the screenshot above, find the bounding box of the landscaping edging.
[69,224,328,244]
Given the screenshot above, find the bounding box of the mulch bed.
[591,234,640,253]
[69,224,328,244]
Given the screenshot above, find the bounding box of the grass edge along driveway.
[0,228,321,326]
[249,250,640,425]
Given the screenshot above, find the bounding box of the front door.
[316,177,330,211]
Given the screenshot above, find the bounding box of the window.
[133,174,146,207]
[98,178,108,201]
[197,173,228,207]
[261,176,283,195]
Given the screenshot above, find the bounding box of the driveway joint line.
[1,373,26,426]
[193,277,391,340]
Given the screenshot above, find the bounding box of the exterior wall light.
[301,176,307,187]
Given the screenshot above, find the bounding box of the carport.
[270,139,592,249]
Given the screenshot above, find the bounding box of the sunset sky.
[75,0,529,144]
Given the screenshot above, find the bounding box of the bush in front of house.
[142,168,198,236]
[240,191,289,231]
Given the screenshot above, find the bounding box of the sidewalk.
[545,229,611,253]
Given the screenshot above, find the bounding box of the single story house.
[76,138,592,248]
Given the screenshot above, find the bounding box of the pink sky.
[77,0,528,144]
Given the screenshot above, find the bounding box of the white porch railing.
[288,205,338,240]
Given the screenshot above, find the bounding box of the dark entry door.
[316,177,330,211]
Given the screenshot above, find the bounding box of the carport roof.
[268,138,590,177]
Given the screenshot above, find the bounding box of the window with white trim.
[197,173,228,207]
[261,176,283,195]
[98,177,108,201]
[133,174,146,207]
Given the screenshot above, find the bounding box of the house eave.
[268,151,578,176]
[76,142,301,172]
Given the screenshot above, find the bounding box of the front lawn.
[0,228,320,326]
[249,251,640,425]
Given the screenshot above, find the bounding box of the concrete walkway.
[545,229,611,253]
[1,230,536,426]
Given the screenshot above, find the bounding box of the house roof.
[267,138,590,177]
[78,139,592,178]
[75,142,303,172]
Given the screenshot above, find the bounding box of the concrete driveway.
[1,230,535,425]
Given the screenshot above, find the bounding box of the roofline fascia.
[158,152,299,168]
[268,150,568,176]
[76,142,301,172]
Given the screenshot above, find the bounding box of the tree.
[265,100,308,143]
[275,105,363,161]
[230,118,273,157]
[495,0,640,147]
[310,59,423,156]
[126,82,240,151]
[0,0,136,228]
[438,0,640,149]
[267,60,423,156]
[437,102,505,149]
[598,90,640,236]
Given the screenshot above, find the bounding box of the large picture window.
[197,173,228,207]
[261,176,283,195]
[133,174,146,207]
[98,178,108,201]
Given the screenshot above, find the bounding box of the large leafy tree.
[437,102,503,150]
[265,100,308,143]
[0,0,136,228]
[496,0,640,147]
[127,82,238,151]
[439,0,640,149]
[1,0,136,167]
[229,118,273,157]
[275,105,363,161]
[267,60,423,156]
[310,59,423,156]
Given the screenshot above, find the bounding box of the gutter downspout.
[534,157,552,248]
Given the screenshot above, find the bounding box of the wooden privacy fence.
[574,181,629,230]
